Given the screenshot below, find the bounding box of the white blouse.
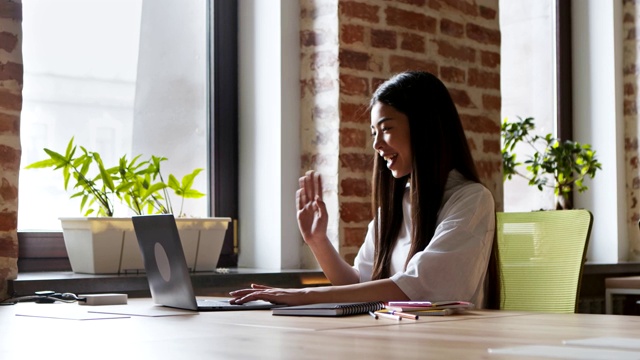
[353,170,495,307]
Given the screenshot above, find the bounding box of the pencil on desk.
[390,311,419,320]
[374,311,402,321]
[369,311,378,319]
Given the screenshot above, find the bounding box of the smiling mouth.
[383,154,397,168]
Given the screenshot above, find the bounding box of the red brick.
[340,102,369,124]
[468,68,500,90]
[467,137,477,151]
[340,49,371,70]
[340,201,372,223]
[0,62,23,83]
[434,40,476,63]
[626,137,638,151]
[393,0,427,6]
[628,28,637,41]
[344,252,357,265]
[389,55,438,74]
[481,51,500,68]
[475,159,502,181]
[340,74,369,96]
[624,63,637,76]
[625,83,636,97]
[0,212,17,232]
[0,144,21,171]
[0,32,18,52]
[385,7,436,33]
[0,235,18,258]
[340,127,368,148]
[341,177,370,197]
[482,94,501,111]
[448,88,473,108]
[460,114,500,134]
[400,32,425,53]
[440,0,478,17]
[0,2,22,20]
[372,77,387,93]
[625,99,637,116]
[339,153,373,172]
[0,89,21,112]
[466,23,501,45]
[483,139,500,154]
[371,29,397,49]
[440,18,464,38]
[301,30,331,47]
[0,113,19,134]
[300,153,334,169]
[440,66,465,84]
[624,13,635,23]
[479,5,497,20]
[0,178,17,202]
[300,77,336,98]
[340,1,380,23]
[341,24,365,44]
[344,226,369,247]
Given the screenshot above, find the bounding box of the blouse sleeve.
[352,220,375,282]
[389,183,495,304]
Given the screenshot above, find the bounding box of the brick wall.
[301,0,502,264]
[623,0,640,261]
[0,0,22,298]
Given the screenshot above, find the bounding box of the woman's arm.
[297,170,359,285]
[229,279,410,306]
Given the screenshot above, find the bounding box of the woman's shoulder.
[443,170,491,197]
[442,171,493,205]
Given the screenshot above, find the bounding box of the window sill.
[8,268,329,298]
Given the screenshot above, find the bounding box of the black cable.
[0,291,86,305]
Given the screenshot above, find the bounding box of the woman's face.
[370,102,412,178]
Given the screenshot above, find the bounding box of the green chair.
[496,210,593,313]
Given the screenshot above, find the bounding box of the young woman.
[230,71,500,309]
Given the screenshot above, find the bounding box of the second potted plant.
[501,116,602,210]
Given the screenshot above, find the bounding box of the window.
[18,0,238,270]
[500,0,572,211]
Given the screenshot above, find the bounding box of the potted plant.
[26,137,231,274]
[501,116,602,210]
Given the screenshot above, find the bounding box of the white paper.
[16,308,129,321]
[88,304,198,317]
[563,337,640,351]
[488,345,640,360]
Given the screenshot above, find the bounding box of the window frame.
[17,0,239,272]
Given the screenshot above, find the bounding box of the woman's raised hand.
[296,170,328,246]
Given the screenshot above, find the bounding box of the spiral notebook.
[272,301,385,317]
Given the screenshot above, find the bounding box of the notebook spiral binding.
[341,301,385,315]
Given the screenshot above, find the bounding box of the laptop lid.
[132,214,200,310]
[132,214,283,311]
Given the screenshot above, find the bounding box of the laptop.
[132,214,283,311]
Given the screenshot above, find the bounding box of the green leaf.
[168,174,180,190]
[181,189,206,198]
[24,158,57,169]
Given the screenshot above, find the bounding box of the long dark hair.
[369,71,500,309]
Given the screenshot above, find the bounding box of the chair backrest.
[496,209,593,313]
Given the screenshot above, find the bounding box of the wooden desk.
[1,298,639,359]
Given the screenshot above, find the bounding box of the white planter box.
[60,217,231,274]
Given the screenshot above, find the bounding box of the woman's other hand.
[229,284,310,306]
[296,170,328,246]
